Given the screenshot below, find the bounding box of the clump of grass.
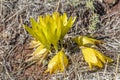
[89,13,99,31]
[86,0,100,33]
[86,0,95,10]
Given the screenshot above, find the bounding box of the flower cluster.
[24,12,76,50]
[73,36,113,69]
[23,12,113,74]
[24,12,76,74]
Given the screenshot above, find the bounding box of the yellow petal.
[60,16,76,39]
[29,39,41,48]
[59,50,68,72]
[26,45,48,62]
[95,50,113,63]
[32,45,46,56]
[81,47,102,69]
[81,47,113,69]
[73,36,102,47]
[82,36,102,45]
[104,56,113,63]
[45,49,68,74]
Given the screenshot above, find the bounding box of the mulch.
[0,0,120,80]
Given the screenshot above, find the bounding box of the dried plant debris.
[0,0,120,80]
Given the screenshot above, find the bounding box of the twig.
[0,0,2,18]
[115,54,120,80]
[55,0,61,12]
[5,3,32,22]
[103,60,108,76]
[101,12,119,21]
[5,9,23,22]
[1,55,14,80]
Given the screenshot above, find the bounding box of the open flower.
[45,49,68,74]
[73,36,102,47]
[80,47,113,69]
[24,12,76,50]
[23,12,76,67]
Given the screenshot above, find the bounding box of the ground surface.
[0,0,120,80]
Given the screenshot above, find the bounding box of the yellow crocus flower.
[24,12,76,50]
[45,49,68,74]
[81,47,113,69]
[73,36,102,47]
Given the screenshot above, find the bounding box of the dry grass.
[0,0,120,80]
